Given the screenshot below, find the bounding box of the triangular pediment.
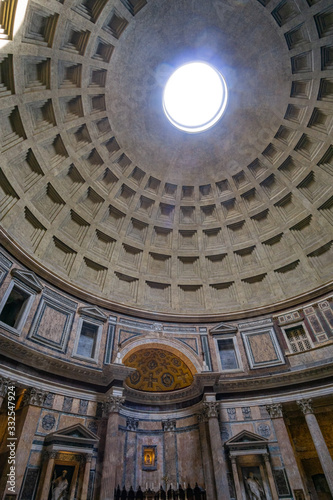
[225,430,268,448]
[11,268,43,293]
[78,306,108,322]
[45,423,99,444]
[210,322,238,335]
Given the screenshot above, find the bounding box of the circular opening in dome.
[163,62,228,133]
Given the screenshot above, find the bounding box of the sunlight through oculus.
[163,62,228,133]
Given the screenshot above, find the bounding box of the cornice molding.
[1,329,333,407]
[0,333,134,388]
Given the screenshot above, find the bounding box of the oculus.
[163,61,228,133]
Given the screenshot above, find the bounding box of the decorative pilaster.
[100,394,125,500]
[297,398,333,496]
[3,387,50,498]
[266,403,308,499]
[162,418,177,487]
[125,417,139,487]
[263,453,279,500]
[197,409,215,500]
[81,455,93,500]
[203,397,229,500]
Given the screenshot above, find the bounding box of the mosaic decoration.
[124,348,194,392]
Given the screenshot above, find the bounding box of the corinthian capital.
[203,401,219,419]
[296,398,313,415]
[0,377,10,398]
[162,418,176,432]
[266,403,283,419]
[104,395,125,415]
[22,388,49,407]
[197,409,208,424]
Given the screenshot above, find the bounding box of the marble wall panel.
[176,428,204,487]
[58,414,85,429]
[28,288,77,351]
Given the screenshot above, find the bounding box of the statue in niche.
[51,470,69,500]
[245,472,265,500]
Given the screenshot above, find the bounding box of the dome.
[0,3,333,500]
[0,0,332,322]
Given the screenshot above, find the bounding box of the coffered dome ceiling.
[0,0,333,319]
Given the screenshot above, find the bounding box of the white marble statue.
[246,472,265,500]
[51,470,68,500]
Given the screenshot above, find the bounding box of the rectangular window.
[218,338,239,370]
[284,325,312,353]
[76,321,99,358]
[0,285,31,329]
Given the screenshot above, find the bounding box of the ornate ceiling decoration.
[123,348,194,392]
[0,0,332,319]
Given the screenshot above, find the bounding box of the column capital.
[103,395,125,415]
[230,456,237,465]
[43,450,57,460]
[22,388,49,407]
[266,403,283,419]
[162,418,176,432]
[126,417,139,431]
[0,377,10,398]
[197,409,208,424]
[263,452,270,462]
[203,401,219,419]
[296,398,313,415]
[85,454,93,464]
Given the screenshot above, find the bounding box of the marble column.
[197,411,216,500]
[263,453,279,500]
[2,387,48,498]
[162,418,177,488]
[297,399,333,496]
[36,450,57,500]
[81,455,92,500]
[230,456,242,500]
[100,394,125,500]
[0,376,9,408]
[203,399,229,500]
[266,403,308,499]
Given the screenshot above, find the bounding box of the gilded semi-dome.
[0,0,333,320]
